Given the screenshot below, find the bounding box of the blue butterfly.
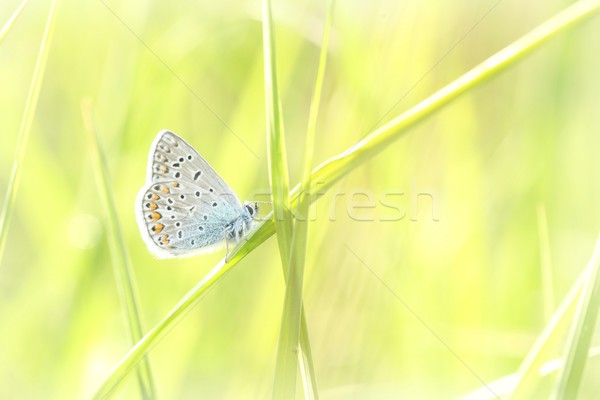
[136,130,259,259]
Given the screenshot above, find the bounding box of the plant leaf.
[552,235,600,399]
[261,0,302,398]
[0,0,58,263]
[285,1,334,398]
[82,99,156,400]
[0,0,29,46]
[508,250,590,399]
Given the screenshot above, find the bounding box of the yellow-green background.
[1,0,599,398]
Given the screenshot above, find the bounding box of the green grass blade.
[463,347,600,399]
[469,238,600,400]
[0,0,29,45]
[301,2,333,186]
[299,0,600,200]
[261,0,301,398]
[552,235,600,399]
[261,0,292,268]
[93,2,600,397]
[262,0,291,233]
[287,2,334,399]
[508,255,590,399]
[537,204,555,322]
[92,224,274,399]
[0,0,57,264]
[82,100,156,400]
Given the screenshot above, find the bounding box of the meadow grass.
[0,0,28,45]
[553,236,600,399]
[82,99,156,399]
[261,0,302,397]
[0,0,56,263]
[1,0,600,398]
[271,0,333,397]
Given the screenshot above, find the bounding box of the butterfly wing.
[146,130,241,199]
[135,130,244,258]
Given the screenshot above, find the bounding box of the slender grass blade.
[0,0,58,264]
[552,235,600,399]
[0,0,29,45]
[286,1,334,398]
[82,100,156,400]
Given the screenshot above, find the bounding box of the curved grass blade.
[285,1,334,398]
[262,0,292,239]
[82,100,156,400]
[0,0,29,45]
[261,0,303,397]
[508,250,591,399]
[92,222,275,399]
[537,204,555,322]
[0,0,58,264]
[467,237,600,400]
[552,235,600,399]
[93,1,600,397]
[299,0,600,200]
[464,346,600,400]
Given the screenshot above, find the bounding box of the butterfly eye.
[245,204,255,216]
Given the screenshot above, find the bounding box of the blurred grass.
[82,99,156,400]
[261,0,324,396]
[1,0,600,398]
[0,0,56,263]
[508,239,593,399]
[465,243,598,399]
[261,0,308,398]
[553,235,600,399]
[285,1,333,398]
[0,0,28,45]
[537,203,555,322]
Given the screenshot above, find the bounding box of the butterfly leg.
[225,239,231,263]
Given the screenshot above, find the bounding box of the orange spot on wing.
[170,182,180,188]
[150,212,161,221]
[153,223,164,233]
[151,194,159,201]
[160,165,168,173]
[161,235,170,245]
[161,185,170,194]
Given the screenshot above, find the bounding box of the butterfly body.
[135,130,257,259]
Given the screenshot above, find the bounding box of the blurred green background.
[1,0,599,398]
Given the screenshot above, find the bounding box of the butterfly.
[135,130,259,259]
